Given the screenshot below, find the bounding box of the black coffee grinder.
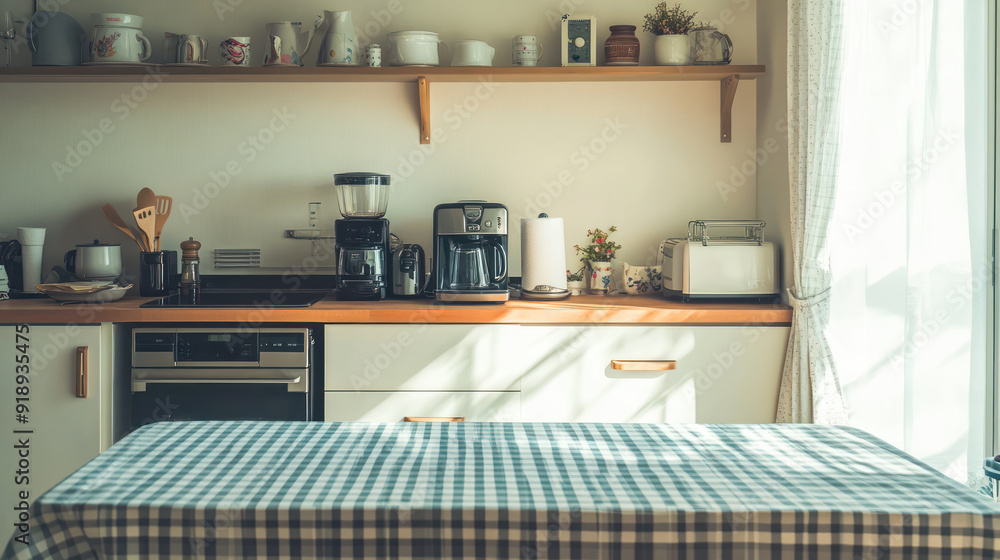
[334,173,391,301]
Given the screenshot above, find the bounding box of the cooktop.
[140,290,328,308]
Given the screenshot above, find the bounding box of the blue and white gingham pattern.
[4,422,999,559]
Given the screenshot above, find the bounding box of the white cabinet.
[519,326,789,423]
[0,324,110,540]
[325,325,525,391]
[325,391,520,422]
[323,324,789,425]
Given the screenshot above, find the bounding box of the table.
[4,421,998,559]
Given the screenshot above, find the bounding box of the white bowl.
[388,31,441,66]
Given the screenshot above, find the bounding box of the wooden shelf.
[0,64,764,143]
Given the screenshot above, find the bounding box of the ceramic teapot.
[263,21,318,66]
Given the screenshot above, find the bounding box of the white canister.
[512,35,543,66]
[366,44,381,67]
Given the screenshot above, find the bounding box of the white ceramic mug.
[90,13,151,63]
[176,34,208,64]
[512,35,543,66]
[220,36,250,66]
[451,40,494,67]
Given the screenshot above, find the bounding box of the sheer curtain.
[827,1,989,482]
[775,0,850,425]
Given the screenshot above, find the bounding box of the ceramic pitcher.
[263,21,318,66]
[317,10,358,65]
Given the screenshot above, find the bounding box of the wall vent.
[214,249,261,268]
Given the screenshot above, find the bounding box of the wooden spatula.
[102,203,147,251]
[153,195,172,251]
[133,206,156,254]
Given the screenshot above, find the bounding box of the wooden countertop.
[0,294,792,325]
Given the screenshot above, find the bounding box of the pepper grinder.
[179,237,201,294]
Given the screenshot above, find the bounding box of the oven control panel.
[133,328,309,368]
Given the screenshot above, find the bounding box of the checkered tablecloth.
[4,421,999,559]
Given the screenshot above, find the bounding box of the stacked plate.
[36,282,131,303]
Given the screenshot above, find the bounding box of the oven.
[130,327,314,428]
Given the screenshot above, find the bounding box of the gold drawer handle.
[402,416,465,422]
[76,346,89,398]
[610,360,677,371]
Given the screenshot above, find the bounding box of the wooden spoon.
[153,195,172,251]
[137,187,156,212]
[101,203,147,251]
[133,206,156,253]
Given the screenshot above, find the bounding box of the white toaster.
[659,220,779,300]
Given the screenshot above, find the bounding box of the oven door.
[130,368,310,428]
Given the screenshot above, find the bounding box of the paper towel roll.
[20,244,43,293]
[521,216,567,291]
[17,228,45,293]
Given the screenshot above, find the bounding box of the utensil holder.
[139,251,178,297]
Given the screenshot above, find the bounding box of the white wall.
[0,0,759,282]
[755,0,790,295]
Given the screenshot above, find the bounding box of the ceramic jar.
[604,25,639,65]
[653,34,691,65]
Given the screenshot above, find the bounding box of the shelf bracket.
[720,74,740,143]
[418,76,431,144]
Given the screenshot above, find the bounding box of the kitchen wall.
[0,0,760,281]
[754,0,791,294]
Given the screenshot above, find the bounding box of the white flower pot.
[654,34,691,65]
[567,280,586,296]
[587,261,613,295]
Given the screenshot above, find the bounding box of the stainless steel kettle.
[392,244,425,297]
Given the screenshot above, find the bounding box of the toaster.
[659,220,778,300]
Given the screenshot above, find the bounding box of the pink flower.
[606,249,612,254]
[596,238,605,244]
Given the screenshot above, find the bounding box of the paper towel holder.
[520,213,571,301]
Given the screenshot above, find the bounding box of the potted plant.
[574,226,622,295]
[566,267,587,296]
[643,2,698,65]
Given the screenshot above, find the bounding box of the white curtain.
[775,0,849,425]
[827,1,989,482]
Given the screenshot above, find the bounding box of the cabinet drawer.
[324,391,520,422]
[324,325,524,391]
[519,326,789,423]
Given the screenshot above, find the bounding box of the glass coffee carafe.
[447,238,506,290]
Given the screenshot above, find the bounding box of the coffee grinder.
[334,172,391,301]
